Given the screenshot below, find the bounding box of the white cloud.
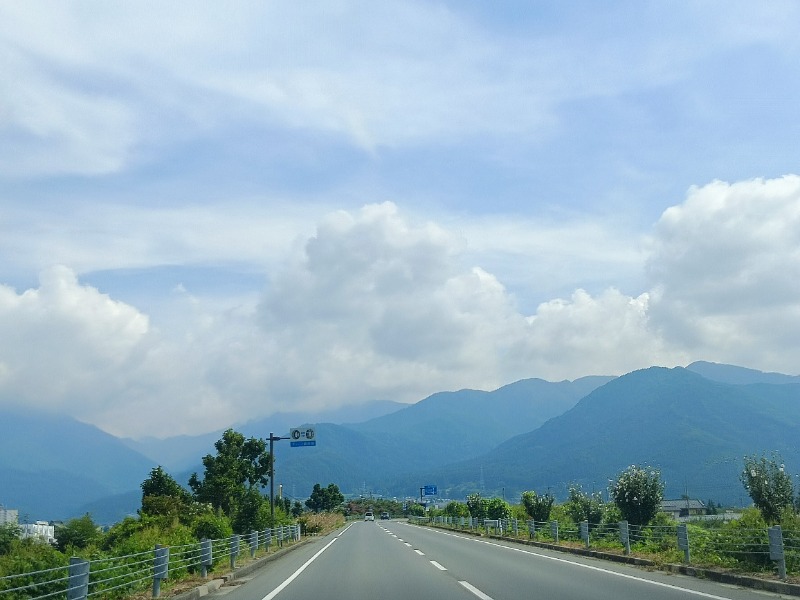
[647,175,800,372]
[0,266,151,409]
[5,1,784,177]
[2,177,799,438]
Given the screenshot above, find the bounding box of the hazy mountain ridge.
[416,367,800,504]
[3,362,798,522]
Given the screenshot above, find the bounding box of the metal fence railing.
[0,525,301,600]
[410,516,797,579]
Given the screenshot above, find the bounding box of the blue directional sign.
[423,485,437,496]
[290,440,316,447]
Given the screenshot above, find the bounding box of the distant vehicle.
[380,512,390,520]
[364,511,374,521]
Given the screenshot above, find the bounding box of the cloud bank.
[0,176,797,438]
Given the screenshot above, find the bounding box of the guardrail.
[0,525,301,600]
[409,516,800,579]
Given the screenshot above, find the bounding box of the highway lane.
[210,520,792,600]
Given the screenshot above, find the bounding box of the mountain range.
[2,361,797,524]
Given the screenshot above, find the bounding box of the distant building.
[20,521,56,545]
[0,505,19,525]
[660,499,707,519]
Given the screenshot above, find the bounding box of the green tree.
[142,466,191,503]
[466,493,488,519]
[486,497,511,520]
[609,465,665,527]
[291,501,304,518]
[520,490,554,522]
[188,429,271,526]
[0,522,21,555]
[740,453,795,524]
[55,514,102,552]
[444,501,470,518]
[305,483,345,513]
[565,485,604,526]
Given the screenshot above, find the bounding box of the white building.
[20,521,56,545]
[0,505,19,525]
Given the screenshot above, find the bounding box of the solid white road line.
[261,524,354,600]
[459,581,495,600]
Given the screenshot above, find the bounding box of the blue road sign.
[423,485,437,496]
[290,440,316,447]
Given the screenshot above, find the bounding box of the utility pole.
[269,432,290,519]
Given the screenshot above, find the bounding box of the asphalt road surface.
[208,521,793,600]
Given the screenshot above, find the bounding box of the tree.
[188,429,271,521]
[466,493,488,519]
[55,514,102,552]
[521,490,555,522]
[444,501,470,518]
[305,483,345,513]
[0,522,21,555]
[142,466,191,502]
[486,497,511,520]
[141,466,192,518]
[609,465,665,527]
[740,453,795,524]
[565,485,604,526]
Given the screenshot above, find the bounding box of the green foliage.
[305,483,345,513]
[188,429,271,531]
[740,453,795,524]
[55,514,102,553]
[466,493,488,519]
[564,485,604,526]
[0,523,21,555]
[233,487,271,533]
[142,466,192,503]
[0,538,66,599]
[444,501,470,518]
[486,497,511,520]
[192,512,234,541]
[406,503,425,516]
[610,465,665,526]
[520,490,554,522]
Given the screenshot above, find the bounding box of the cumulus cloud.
[2,177,799,438]
[0,266,151,410]
[647,175,800,372]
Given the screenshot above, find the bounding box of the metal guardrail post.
[580,521,590,548]
[677,524,690,564]
[265,528,272,552]
[550,520,559,543]
[769,525,786,580]
[250,531,258,558]
[200,539,213,578]
[67,557,89,600]
[230,535,240,570]
[528,519,536,539]
[152,544,169,598]
[619,521,630,555]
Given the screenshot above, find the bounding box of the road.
[209,520,792,600]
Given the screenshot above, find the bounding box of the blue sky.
[1,1,799,438]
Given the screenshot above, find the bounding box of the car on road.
[364,511,374,521]
[380,512,390,520]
